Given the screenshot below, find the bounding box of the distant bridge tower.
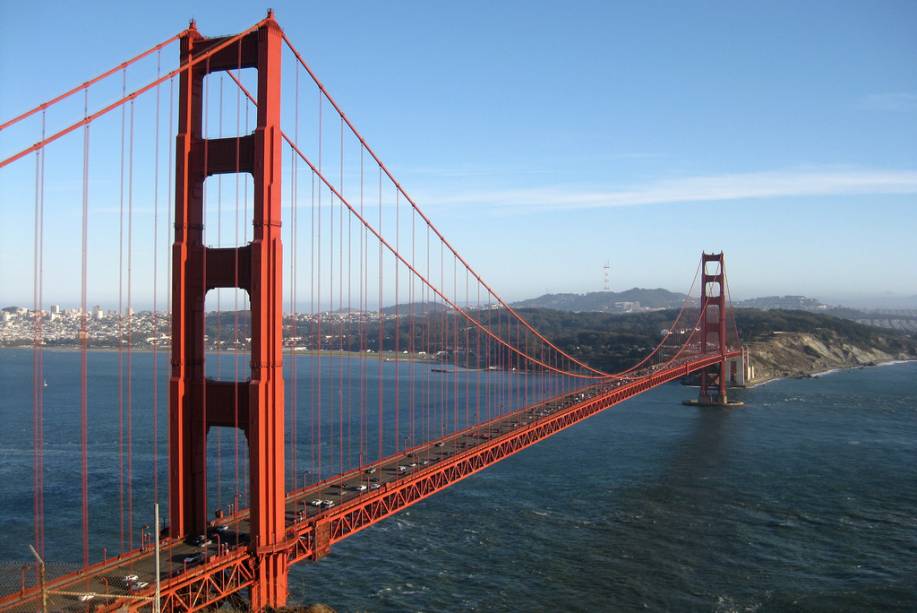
[169,14,287,609]
[698,252,729,405]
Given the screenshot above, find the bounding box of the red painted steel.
[0,34,181,132]
[699,252,729,403]
[0,21,269,169]
[245,16,288,609]
[169,14,287,608]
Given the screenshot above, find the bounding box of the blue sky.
[1,0,915,307]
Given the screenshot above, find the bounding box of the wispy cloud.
[417,168,917,211]
[857,92,917,112]
[398,153,661,180]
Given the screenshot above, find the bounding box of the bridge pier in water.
[685,252,745,408]
[170,14,288,609]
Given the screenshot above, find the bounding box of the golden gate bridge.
[0,12,744,611]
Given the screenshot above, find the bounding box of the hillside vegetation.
[511,288,686,311]
[516,308,917,381]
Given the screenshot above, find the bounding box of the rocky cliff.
[746,329,916,384]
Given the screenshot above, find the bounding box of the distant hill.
[512,288,687,312]
[509,307,917,379]
[380,302,449,316]
[734,295,825,310]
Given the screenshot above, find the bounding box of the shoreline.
[0,345,433,358]
[745,358,917,388]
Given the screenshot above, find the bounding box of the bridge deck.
[0,352,737,612]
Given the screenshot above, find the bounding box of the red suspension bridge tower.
[170,14,288,608]
[694,251,740,406]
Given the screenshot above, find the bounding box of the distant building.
[93,306,105,321]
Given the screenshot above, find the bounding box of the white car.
[320,499,335,508]
[78,593,95,602]
[369,482,381,490]
[310,499,324,507]
[353,484,367,492]
[129,580,150,592]
[122,574,139,584]
[397,465,408,472]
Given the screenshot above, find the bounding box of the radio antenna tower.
[603,260,611,291]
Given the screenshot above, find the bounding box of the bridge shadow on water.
[585,400,760,609]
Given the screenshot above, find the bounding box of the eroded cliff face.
[747,330,915,383]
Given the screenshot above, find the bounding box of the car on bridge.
[183,552,204,565]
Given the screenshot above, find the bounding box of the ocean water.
[1,351,915,611]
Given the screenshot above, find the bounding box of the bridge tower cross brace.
[169,16,287,609]
[699,252,729,404]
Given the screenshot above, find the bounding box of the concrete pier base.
[682,398,745,408]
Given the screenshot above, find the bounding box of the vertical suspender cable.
[289,64,299,490]
[328,119,335,475]
[394,189,400,451]
[317,92,323,480]
[476,281,481,425]
[310,167,316,481]
[32,110,46,561]
[80,89,91,568]
[126,96,135,551]
[452,255,458,431]
[425,223,431,444]
[233,43,242,520]
[359,147,366,465]
[202,59,211,524]
[338,116,344,478]
[152,49,161,517]
[117,69,127,553]
[346,133,353,467]
[377,165,383,461]
[440,241,446,434]
[166,73,175,526]
[346,159,353,469]
[465,267,470,428]
[215,75,223,511]
[410,208,416,447]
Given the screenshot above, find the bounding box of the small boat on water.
[431,368,449,373]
